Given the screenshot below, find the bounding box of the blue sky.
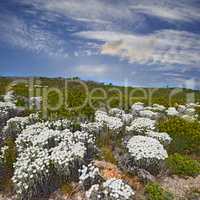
[0,0,200,88]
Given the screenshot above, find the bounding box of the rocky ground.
[160,175,200,200]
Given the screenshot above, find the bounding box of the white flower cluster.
[12,121,94,199]
[86,178,135,200]
[79,163,100,184]
[0,145,9,163]
[0,101,16,122]
[12,146,50,196]
[166,103,199,121]
[151,104,166,112]
[177,105,186,113]
[86,184,100,199]
[29,96,42,110]
[139,110,159,119]
[127,136,168,161]
[44,119,71,130]
[131,102,144,116]
[146,131,172,146]
[95,110,123,133]
[126,136,168,173]
[109,108,125,118]
[103,179,135,200]
[81,122,104,136]
[4,91,16,104]
[166,107,179,116]
[131,102,166,119]
[2,113,39,138]
[126,117,156,134]
[121,114,133,125]
[95,110,108,122]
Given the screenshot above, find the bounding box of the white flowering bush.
[0,145,9,164]
[166,107,179,116]
[146,131,172,146]
[95,110,123,134]
[181,114,197,122]
[131,102,144,116]
[29,97,42,110]
[105,116,123,133]
[177,105,186,113]
[109,108,125,118]
[2,113,40,139]
[126,136,168,174]
[3,117,29,138]
[152,104,166,112]
[95,110,108,122]
[86,178,135,200]
[184,108,196,116]
[186,102,199,108]
[12,146,51,197]
[44,119,71,130]
[79,163,102,191]
[81,122,104,136]
[12,121,95,199]
[4,91,16,104]
[126,117,156,135]
[0,101,17,128]
[139,110,158,119]
[121,114,133,125]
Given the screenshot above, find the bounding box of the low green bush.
[166,153,200,177]
[0,138,16,193]
[145,182,174,200]
[157,117,200,155]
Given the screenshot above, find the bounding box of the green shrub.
[3,138,17,171]
[0,138,16,193]
[195,107,200,121]
[166,153,200,177]
[157,117,200,155]
[145,182,174,200]
[100,145,117,164]
[60,182,73,195]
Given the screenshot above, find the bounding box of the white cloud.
[0,14,67,57]
[74,30,200,66]
[20,0,200,25]
[19,0,133,26]
[76,65,109,76]
[130,3,200,22]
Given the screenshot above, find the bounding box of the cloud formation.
[0,14,67,57]
[75,30,200,66]
[0,0,200,88]
[130,2,200,22]
[76,65,109,76]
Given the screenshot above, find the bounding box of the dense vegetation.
[1,76,200,120]
[166,153,200,177]
[158,117,200,155]
[0,76,200,200]
[145,182,174,200]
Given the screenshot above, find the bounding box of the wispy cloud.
[76,65,109,76]
[130,2,200,22]
[74,30,200,67]
[0,13,68,57]
[18,0,133,28]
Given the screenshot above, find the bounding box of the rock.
[137,169,156,183]
[94,160,123,180]
[115,151,156,183]
[160,175,200,199]
[0,194,16,200]
[48,185,86,200]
